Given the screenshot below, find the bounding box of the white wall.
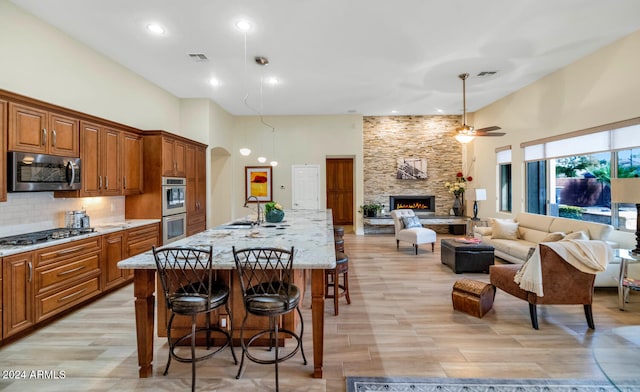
[231,115,364,232]
[0,0,180,131]
[470,29,640,220]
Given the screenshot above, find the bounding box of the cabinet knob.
[52,129,57,147]
[123,176,127,189]
[42,128,47,146]
[99,176,102,190]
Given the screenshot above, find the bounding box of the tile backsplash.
[0,193,125,237]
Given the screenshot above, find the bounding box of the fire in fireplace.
[389,195,436,213]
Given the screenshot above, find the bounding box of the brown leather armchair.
[489,244,596,330]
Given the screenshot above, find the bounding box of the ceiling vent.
[477,71,497,77]
[187,53,209,62]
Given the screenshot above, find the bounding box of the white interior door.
[292,165,320,210]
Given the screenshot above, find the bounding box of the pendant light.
[238,22,252,156]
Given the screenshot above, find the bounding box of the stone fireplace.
[389,195,436,215]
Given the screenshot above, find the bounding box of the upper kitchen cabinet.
[8,102,79,157]
[79,121,121,197]
[122,132,143,195]
[0,99,6,202]
[162,137,186,177]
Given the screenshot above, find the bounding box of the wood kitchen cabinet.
[0,99,6,203]
[8,102,79,157]
[34,237,102,323]
[102,231,127,290]
[79,121,121,197]
[2,252,35,339]
[162,137,186,177]
[186,144,207,236]
[103,223,159,288]
[122,131,143,195]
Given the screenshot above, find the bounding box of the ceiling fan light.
[455,134,475,144]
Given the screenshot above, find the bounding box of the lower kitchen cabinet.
[2,252,34,339]
[34,237,102,323]
[1,222,160,343]
[102,231,127,290]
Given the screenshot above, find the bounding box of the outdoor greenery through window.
[526,148,639,230]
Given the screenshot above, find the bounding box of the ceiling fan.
[456,73,505,143]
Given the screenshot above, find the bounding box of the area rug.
[346,376,638,392]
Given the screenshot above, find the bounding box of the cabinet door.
[8,103,48,154]
[196,146,207,215]
[122,132,143,195]
[173,140,187,177]
[102,128,121,196]
[48,113,79,157]
[185,144,197,215]
[2,252,34,338]
[0,100,6,202]
[103,232,126,290]
[81,122,101,196]
[161,138,175,176]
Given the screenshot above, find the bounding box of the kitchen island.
[117,209,336,379]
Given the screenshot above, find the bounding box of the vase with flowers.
[264,201,285,223]
[445,172,472,216]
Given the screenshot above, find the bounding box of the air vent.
[187,53,209,62]
[477,71,497,77]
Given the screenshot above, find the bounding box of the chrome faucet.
[243,196,262,225]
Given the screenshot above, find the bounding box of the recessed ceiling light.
[235,20,252,32]
[391,110,398,114]
[257,156,267,163]
[146,23,165,35]
[436,108,444,113]
[266,77,279,85]
[209,78,220,87]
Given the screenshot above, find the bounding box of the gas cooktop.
[0,227,96,246]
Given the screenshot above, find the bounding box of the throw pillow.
[401,216,422,229]
[563,230,589,241]
[542,232,565,242]
[474,227,492,236]
[491,219,519,240]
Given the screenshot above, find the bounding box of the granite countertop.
[0,219,160,257]
[118,210,336,270]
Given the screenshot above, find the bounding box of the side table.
[617,248,640,311]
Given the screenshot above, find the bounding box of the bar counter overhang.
[117,209,336,379]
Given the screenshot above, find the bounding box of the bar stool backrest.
[153,246,214,313]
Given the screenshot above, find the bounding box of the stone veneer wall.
[363,115,464,217]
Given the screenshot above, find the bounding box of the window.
[499,164,512,212]
[522,119,640,228]
[497,147,512,213]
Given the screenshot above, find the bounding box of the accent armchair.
[489,244,596,329]
[390,209,436,255]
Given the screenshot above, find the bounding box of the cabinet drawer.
[36,237,101,267]
[127,223,159,242]
[187,213,205,226]
[127,237,158,258]
[36,253,100,294]
[36,276,100,322]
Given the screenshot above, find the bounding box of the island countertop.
[117,209,337,270]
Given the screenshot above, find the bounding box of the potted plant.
[359,203,383,218]
[264,201,285,223]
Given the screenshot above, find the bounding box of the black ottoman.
[441,238,495,274]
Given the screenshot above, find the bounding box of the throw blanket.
[514,240,612,297]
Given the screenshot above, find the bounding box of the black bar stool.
[232,246,307,392]
[153,246,237,392]
[325,251,351,315]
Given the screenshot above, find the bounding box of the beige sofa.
[474,212,634,287]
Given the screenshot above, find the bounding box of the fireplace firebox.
[389,195,436,214]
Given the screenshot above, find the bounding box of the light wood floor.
[1,233,639,392]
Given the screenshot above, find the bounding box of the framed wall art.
[245,166,273,202]
[396,157,427,180]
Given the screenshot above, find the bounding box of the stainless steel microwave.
[8,151,81,192]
